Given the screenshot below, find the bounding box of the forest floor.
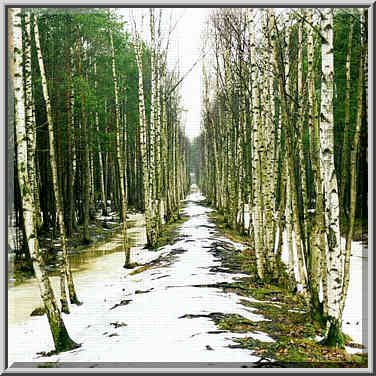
[8,188,368,369]
[9,206,141,284]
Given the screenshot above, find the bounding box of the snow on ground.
[9,189,268,365]
[280,231,367,353]
[9,189,367,365]
[242,199,367,353]
[8,212,153,326]
[342,240,368,354]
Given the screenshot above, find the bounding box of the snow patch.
[9,188,266,365]
[280,230,367,352]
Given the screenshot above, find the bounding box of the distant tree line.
[10,7,190,352]
[195,8,367,348]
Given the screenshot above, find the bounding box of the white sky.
[118,8,211,141]
[170,8,211,140]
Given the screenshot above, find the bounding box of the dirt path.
[9,188,366,368]
[10,189,271,367]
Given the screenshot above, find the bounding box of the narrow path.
[10,189,273,366]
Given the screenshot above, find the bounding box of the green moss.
[216,286,367,366]
[320,319,347,348]
[151,215,189,250]
[208,212,252,245]
[216,314,257,333]
[53,317,80,353]
[202,206,367,367]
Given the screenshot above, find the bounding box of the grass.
[151,213,189,250]
[208,211,252,246]
[204,210,368,368]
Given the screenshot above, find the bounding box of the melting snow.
[9,189,269,365]
[280,231,367,353]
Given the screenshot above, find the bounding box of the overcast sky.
[118,8,211,141]
[170,8,211,141]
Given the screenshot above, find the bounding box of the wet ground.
[9,189,272,366]
[8,213,145,326]
[8,188,367,367]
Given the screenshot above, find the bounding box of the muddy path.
[10,189,272,366]
[9,188,366,368]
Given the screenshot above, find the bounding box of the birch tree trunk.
[270,9,308,294]
[24,12,42,233]
[319,9,345,347]
[340,17,354,218]
[14,9,79,352]
[155,10,163,228]
[64,39,74,237]
[261,11,276,275]
[150,8,163,238]
[249,9,265,280]
[297,11,309,259]
[94,62,107,216]
[34,12,80,308]
[286,162,295,280]
[78,35,91,245]
[254,78,266,280]
[134,25,155,247]
[110,30,131,267]
[306,8,326,323]
[149,9,157,234]
[8,8,15,253]
[161,83,169,223]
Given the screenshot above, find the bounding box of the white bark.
[133,23,155,246]
[249,9,265,279]
[14,9,78,352]
[94,62,107,216]
[34,11,79,307]
[320,8,343,325]
[110,29,130,266]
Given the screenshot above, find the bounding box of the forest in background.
[9,7,191,352]
[10,8,191,269]
[8,6,368,360]
[193,8,368,347]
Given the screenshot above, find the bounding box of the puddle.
[8,187,367,365]
[9,188,267,364]
[8,218,145,326]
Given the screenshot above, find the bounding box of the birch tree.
[110,28,131,267]
[339,8,367,320]
[33,11,80,310]
[13,8,79,353]
[133,19,155,248]
[306,8,327,322]
[319,8,344,347]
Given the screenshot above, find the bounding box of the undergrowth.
[205,210,368,368]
